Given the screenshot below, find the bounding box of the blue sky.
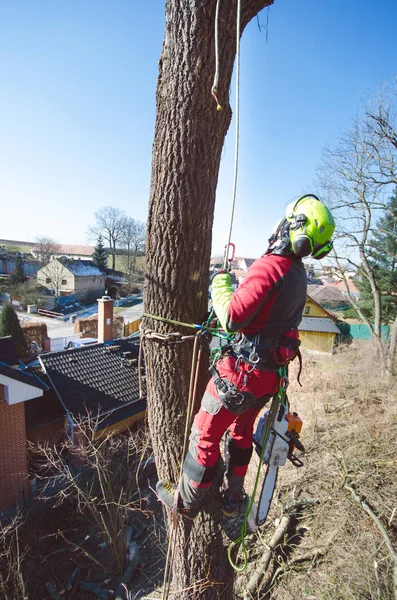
[0,0,396,258]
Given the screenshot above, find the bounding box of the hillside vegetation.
[237,342,397,600]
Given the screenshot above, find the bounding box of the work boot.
[156,480,199,520]
[220,487,247,518]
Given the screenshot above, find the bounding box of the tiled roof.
[300,317,341,334]
[58,258,105,277]
[40,338,146,422]
[334,279,360,294]
[309,286,346,302]
[0,362,49,390]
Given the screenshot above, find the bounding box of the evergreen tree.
[10,254,26,284]
[0,303,28,357]
[92,235,108,272]
[358,188,397,323]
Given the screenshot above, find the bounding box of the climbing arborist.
[157,194,336,520]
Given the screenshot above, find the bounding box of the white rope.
[211,0,221,100]
[223,0,242,271]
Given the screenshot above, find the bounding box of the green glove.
[211,272,233,332]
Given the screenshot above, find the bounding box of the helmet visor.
[312,240,333,260]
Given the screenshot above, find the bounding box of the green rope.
[142,312,233,341]
[227,367,288,572]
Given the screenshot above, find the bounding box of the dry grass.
[238,342,397,600]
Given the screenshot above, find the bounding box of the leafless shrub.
[0,514,27,600]
[32,417,153,576]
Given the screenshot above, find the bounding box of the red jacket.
[210,253,307,397]
[214,253,307,339]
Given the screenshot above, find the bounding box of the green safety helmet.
[285,194,336,259]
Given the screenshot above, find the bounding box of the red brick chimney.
[97,296,114,343]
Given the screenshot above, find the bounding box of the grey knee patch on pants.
[179,473,209,509]
[202,390,222,415]
[183,451,218,485]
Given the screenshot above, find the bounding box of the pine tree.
[0,303,28,357]
[358,188,397,323]
[10,254,26,284]
[92,235,108,272]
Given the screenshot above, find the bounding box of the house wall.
[303,298,328,318]
[36,262,70,293]
[299,330,335,354]
[0,386,29,511]
[73,276,105,299]
[37,261,105,300]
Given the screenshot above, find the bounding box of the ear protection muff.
[287,194,331,258]
[288,210,313,258]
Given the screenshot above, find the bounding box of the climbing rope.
[211,0,222,110]
[223,0,241,272]
[211,0,242,270]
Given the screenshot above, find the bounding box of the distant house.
[237,257,256,271]
[334,278,360,299]
[31,244,96,262]
[0,337,48,511]
[299,296,341,354]
[36,257,106,301]
[0,246,40,278]
[307,284,350,311]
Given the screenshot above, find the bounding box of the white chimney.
[97,296,114,343]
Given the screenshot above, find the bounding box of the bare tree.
[143,2,274,598]
[33,236,61,266]
[121,217,146,275]
[364,80,397,189]
[38,258,68,299]
[317,86,397,375]
[89,207,126,270]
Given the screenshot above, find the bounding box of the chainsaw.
[253,392,305,526]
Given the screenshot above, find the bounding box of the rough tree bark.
[143,1,273,598]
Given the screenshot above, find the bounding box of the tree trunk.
[143,1,273,597]
[387,315,397,375]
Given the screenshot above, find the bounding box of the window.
[62,279,67,285]
[46,278,51,284]
[304,306,310,314]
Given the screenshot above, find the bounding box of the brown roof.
[32,244,95,256]
[334,279,360,294]
[309,285,346,302]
